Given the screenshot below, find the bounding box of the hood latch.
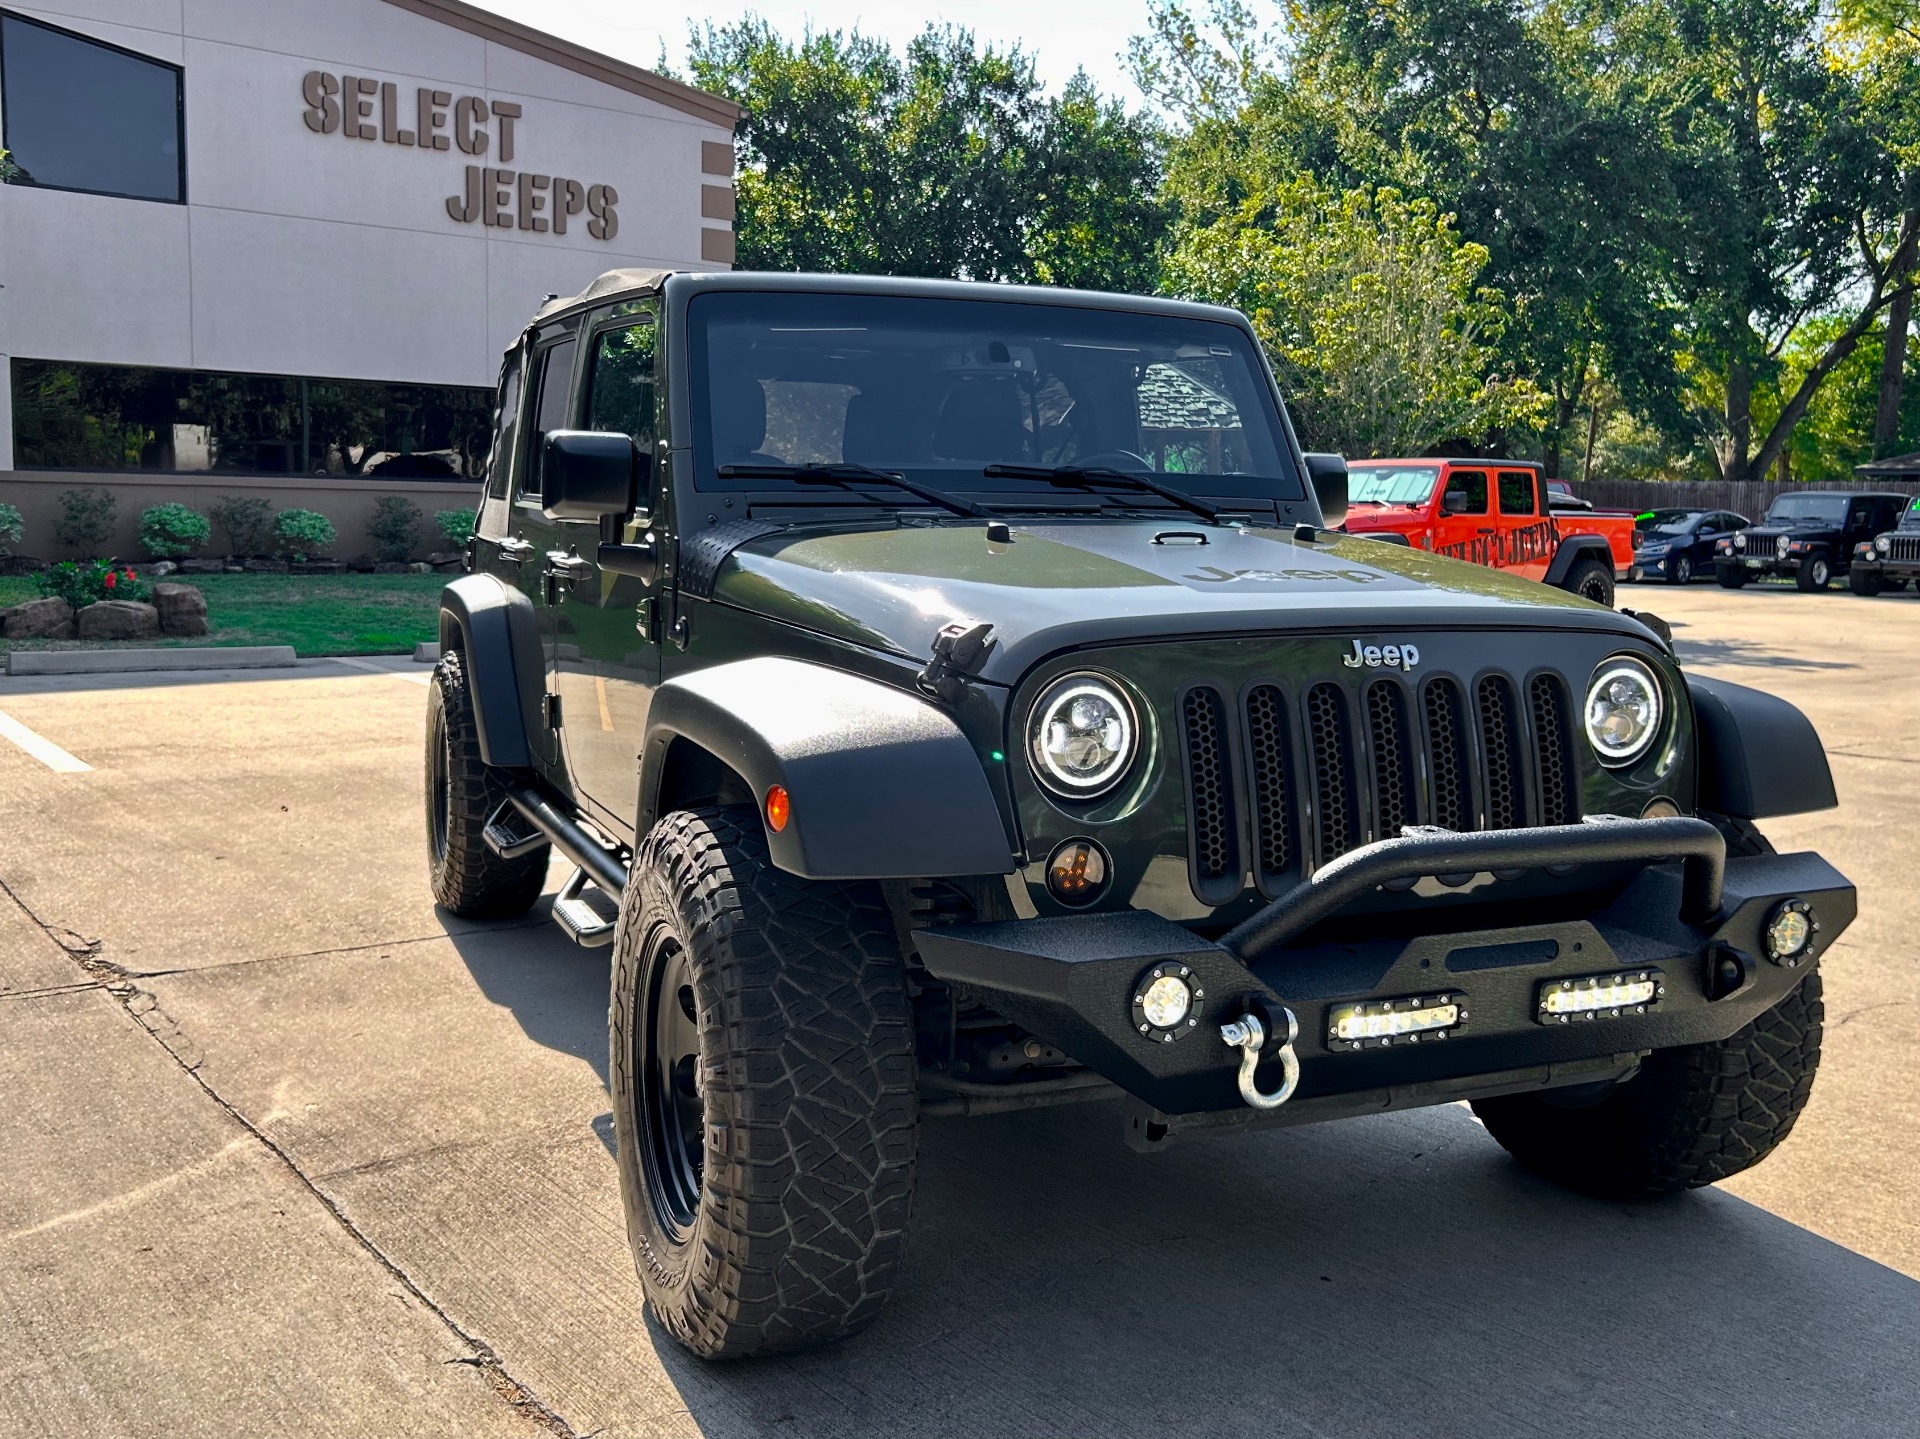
[917,620,995,704]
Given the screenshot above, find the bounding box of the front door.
[511,320,582,776]
[553,310,665,834]
[1433,467,1491,563]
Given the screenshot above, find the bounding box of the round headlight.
[1734,532,1747,549]
[1877,534,1891,554]
[1584,657,1664,767]
[1776,535,1790,558]
[1027,673,1137,797]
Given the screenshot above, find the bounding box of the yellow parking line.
[0,709,91,773]
[596,675,614,731]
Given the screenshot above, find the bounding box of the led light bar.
[1537,970,1664,1024]
[1327,993,1465,1051]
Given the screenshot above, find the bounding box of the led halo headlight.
[1027,672,1138,798]
[1584,656,1664,768]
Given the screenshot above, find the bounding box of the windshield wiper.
[982,463,1221,521]
[717,462,997,519]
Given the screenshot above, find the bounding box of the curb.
[6,645,301,676]
[413,641,440,663]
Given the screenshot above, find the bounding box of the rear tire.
[1849,567,1884,596]
[1795,554,1832,591]
[425,649,549,917]
[1473,969,1822,1199]
[1560,554,1615,607]
[1716,563,1750,588]
[610,806,918,1359]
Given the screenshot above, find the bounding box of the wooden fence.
[1572,476,1920,516]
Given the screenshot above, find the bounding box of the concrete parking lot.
[2,584,1917,1438]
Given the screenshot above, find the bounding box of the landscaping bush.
[209,495,275,557]
[435,508,477,547]
[368,496,423,562]
[54,487,116,554]
[139,502,212,559]
[275,508,337,561]
[0,503,22,558]
[35,558,148,607]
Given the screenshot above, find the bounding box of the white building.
[0,0,737,558]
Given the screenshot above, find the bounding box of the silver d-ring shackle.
[1219,1008,1300,1110]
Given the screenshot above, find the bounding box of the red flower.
[104,571,117,589]
[123,569,136,583]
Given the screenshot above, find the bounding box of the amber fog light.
[1765,899,1817,967]
[1046,839,1109,906]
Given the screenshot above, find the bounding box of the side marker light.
[764,785,790,833]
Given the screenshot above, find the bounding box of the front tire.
[1795,554,1832,591]
[1849,567,1884,596]
[425,649,549,917]
[1560,554,1615,607]
[1716,563,1750,588]
[1665,553,1693,585]
[1473,969,1823,1199]
[610,806,918,1359]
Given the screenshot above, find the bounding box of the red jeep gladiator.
[1343,458,1633,605]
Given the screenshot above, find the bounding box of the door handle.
[544,551,595,581]
[1476,527,1495,535]
[497,536,534,561]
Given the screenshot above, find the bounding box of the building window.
[10,360,494,480]
[0,11,185,203]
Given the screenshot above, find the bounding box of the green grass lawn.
[0,573,447,656]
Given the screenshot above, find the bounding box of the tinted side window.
[484,355,524,501]
[1848,500,1871,531]
[516,337,578,503]
[0,13,184,202]
[1446,470,1489,515]
[1497,470,1536,515]
[586,322,657,450]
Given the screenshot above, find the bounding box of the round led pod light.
[1131,961,1205,1043]
[1765,898,1818,967]
[1584,656,1664,768]
[1027,673,1138,798]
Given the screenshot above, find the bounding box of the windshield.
[1901,497,1920,531]
[686,291,1302,502]
[1350,465,1439,505]
[1765,495,1848,524]
[1638,510,1704,536]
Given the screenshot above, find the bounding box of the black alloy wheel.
[637,929,705,1238]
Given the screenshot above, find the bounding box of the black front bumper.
[914,818,1852,1124]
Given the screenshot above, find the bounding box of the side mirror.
[542,430,643,521]
[1303,452,1348,529]
[1442,489,1471,515]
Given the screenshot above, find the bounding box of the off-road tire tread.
[1562,554,1615,607]
[1472,969,1822,1199]
[610,806,917,1359]
[426,649,548,917]
[1849,567,1883,596]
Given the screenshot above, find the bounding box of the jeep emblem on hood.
[1342,639,1420,672]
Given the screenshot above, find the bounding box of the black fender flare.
[436,574,543,770]
[640,657,1016,880]
[1544,533,1615,588]
[1687,674,1838,819]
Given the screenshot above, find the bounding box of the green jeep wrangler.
[427,269,1852,1360]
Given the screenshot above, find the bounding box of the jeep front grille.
[1891,534,1920,564]
[1181,669,1585,898]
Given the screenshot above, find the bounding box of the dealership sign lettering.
[300,73,618,240]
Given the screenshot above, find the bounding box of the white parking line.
[331,657,432,686]
[0,709,92,773]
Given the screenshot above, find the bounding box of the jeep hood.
[710,520,1646,683]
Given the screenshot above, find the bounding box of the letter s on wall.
[302,71,340,134]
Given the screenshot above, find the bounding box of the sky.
[476,1,1157,104]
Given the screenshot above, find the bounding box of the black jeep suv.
[1847,493,1920,595]
[1715,491,1908,590]
[427,269,1853,1359]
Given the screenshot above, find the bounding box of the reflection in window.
[9,359,493,478]
[0,11,184,203]
[1497,471,1536,515]
[586,323,657,447]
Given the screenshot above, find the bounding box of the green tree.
[1163,180,1547,453]
[686,21,1170,292]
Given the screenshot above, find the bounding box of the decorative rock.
[244,557,291,573]
[427,551,463,566]
[76,600,160,641]
[344,554,378,573]
[143,560,179,579]
[4,596,75,640]
[152,583,210,637]
[0,555,49,577]
[291,558,344,575]
[408,562,433,574]
[373,561,412,574]
[178,558,226,575]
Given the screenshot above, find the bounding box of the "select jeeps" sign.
[300,71,619,240]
